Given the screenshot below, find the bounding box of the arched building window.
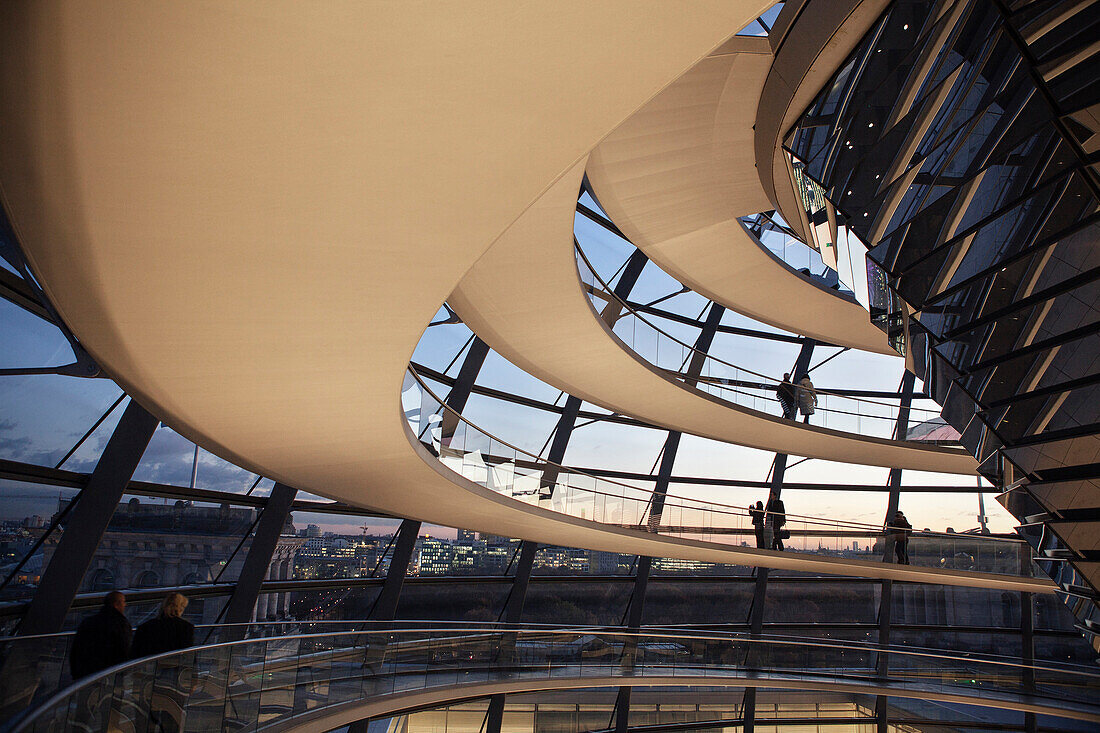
[134,570,160,588]
[89,568,116,592]
[182,572,206,586]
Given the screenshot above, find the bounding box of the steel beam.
[613,686,634,733]
[18,401,158,635]
[440,337,490,441]
[875,372,915,733]
[613,428,679,730]
[599,248,649,325]
[746,340,816,732]
[380,334,490,621]
[646,432,681,531]
[368,519,421,621]
[682,303,726,387]
[222,482,298,626]
[540,395,584,492]
[488,395,584,733]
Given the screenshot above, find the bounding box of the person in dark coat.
[776,373,797,420]
[132,593,194,659]
[749,501,767,548]
[888,510,913,565]
[132,593,195,733]
[765,491,786,551]
[70,591,132,679]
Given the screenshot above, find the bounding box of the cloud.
[0,417,59,466]
[129,428,256,491]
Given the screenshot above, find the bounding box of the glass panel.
[70,495,261,595]
[132,427,262,492]
[0,480,80,604]
[0,375,124,468]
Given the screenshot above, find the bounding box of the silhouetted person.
[132,593,194,659]
[749,501,766,548]
[798,375,817,423]
[776,373,797,419]
[70,591,131,679]
[766,491,786,551]
[888,510,912,565]
[132,594,195,733]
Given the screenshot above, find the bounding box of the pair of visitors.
[70,592,196,679]
[777,374,817,423]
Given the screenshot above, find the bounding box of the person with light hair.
[130,593,196,731]
[132,593,195,659]
[797,375,817,424]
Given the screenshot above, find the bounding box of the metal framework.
[1,25,1096,725]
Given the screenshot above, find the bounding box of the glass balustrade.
[0,621,373,722]
[403,369,1031,580]
[742,213,843,288]
[573,244,951,442]
[12,625,1099,732]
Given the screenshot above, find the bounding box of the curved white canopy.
[451,160,976,474]
[0,0,769,500]
[0,2,998,585]
[586,38,893,354]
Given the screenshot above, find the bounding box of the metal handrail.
[11,623,1099,731]
[573,240,946,423]
[409,366,1020,547]
[4,620,1094,673]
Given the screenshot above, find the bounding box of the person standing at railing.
[70,591,132,679]
[887,511,913,565]
[797,375,817,424]
[777,373,797,419]
[766,492,787,551]
[131,594,195,733]
[132,593,195,659]
[749,501,767,548]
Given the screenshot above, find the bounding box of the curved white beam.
[450,160,976,474]
[0,1,769,510]
[586,39,893,354]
